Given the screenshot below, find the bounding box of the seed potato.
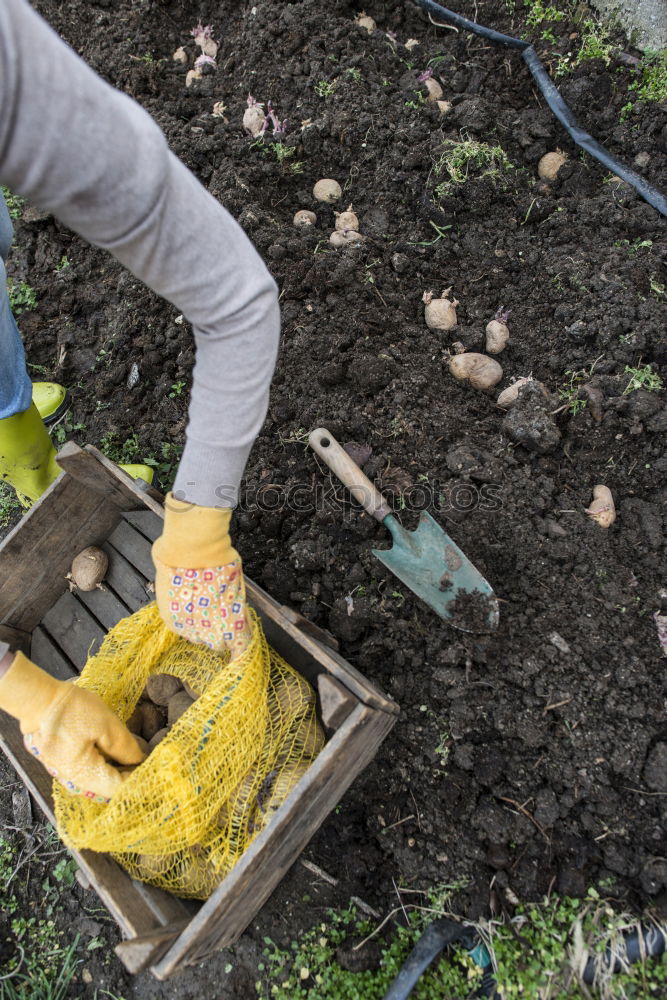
[313,178,342,203]
[167,691,196,726]
[68,546,108,592]
[145,673,182,706]
[423,289,458,331]
[538,150,567,181]
[293,210,317,227]
[449,353,503,390]
[586,485,616,528]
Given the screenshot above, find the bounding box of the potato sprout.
[449,352,503,390]
[486,307,510,354]
[313,178,342,203]
[423,289,458,331]
[538,150,567,181]
[334,208,359,232]
[293,210,317,227]
[585,485,616,528]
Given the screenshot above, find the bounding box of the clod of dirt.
[313,178,342,203]
[502,380,561,454]
[643,743,667,793]
[67,546,108,592]
[329,596,370,643]
[343,441,372,467]
[293,209,316,227]
[336,935,381,973]
[445,444,503,482]
[538,150,567,180]
[585,485,616,528]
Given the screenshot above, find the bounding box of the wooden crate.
[0,443,398,979]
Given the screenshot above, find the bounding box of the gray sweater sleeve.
[0,0,280,509]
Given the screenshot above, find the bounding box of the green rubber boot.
[0,403,61,507]
[32,382,69,424]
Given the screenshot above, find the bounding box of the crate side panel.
[152,703,396,977]
[0,476,122,633]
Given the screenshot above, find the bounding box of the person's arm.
[0,0,280,509]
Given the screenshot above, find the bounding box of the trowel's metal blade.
[372,512,499,633]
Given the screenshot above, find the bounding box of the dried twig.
[498,795,550,842]
[300,858,338,886]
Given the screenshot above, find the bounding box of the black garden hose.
[382,918,667,999]
[411,0,667,217]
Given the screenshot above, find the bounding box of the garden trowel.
[309,428,499,633]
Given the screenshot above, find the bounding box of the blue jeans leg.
[0,191,33,419]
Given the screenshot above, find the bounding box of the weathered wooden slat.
[75,583,131,632]
[152,703,396,976]
[317,675,357,730]
[0,476,122,634]
[84,445,165,516]
[0,625,31,656]
[55,442,147,512]
[122,509,163,543]
[101,543,153,613]
[115,921,191,974]
[0,711,162,940]
[42,592,106,669]
[30,626,77,680]
[107,520,156,580]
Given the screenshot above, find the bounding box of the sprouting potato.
[271,671,315,722]
[496,377,535,409]
[586,486,616,528]
[329,230,364,248]
[172,47,187,64]
[67,546,108,592]
[334,208,359,232]
[355,11,376,32]
[486,308,510,354]
[538,150,567,181]
[293,210,317,227]
[243,97,265,137]
[449,353,503,390]
[313,178,342,203]
[291,714,325,759]
[423,289,458,331]
[437,100,453,115]
[424,77,443,102]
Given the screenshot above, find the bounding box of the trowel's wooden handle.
[309,428,393,522]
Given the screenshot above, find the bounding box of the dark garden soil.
[2,0,667,995]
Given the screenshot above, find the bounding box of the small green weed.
[98,431,141,465]
[314,80,336,98]
[555,18,613,76]
[629,49,667,103]
[649,276,666,300]
[7,279,37,316]
[0,481,24,527]
[559,367,593,415]
[613,238,653,254]
[346,67,362,82]
[1,186,24,220]
[52,419,86,449]
[434,137,513,196]
[54,255,70,273]
[144,442,184,491]
[524,0,567,28]
[622,364,664,395]
[169,380,186,398]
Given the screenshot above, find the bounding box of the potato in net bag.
[54,602,324,898]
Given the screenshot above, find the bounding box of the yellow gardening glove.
[152,493,250,656]
[0,653,145,802]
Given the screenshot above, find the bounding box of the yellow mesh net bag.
[53,603,324,899]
